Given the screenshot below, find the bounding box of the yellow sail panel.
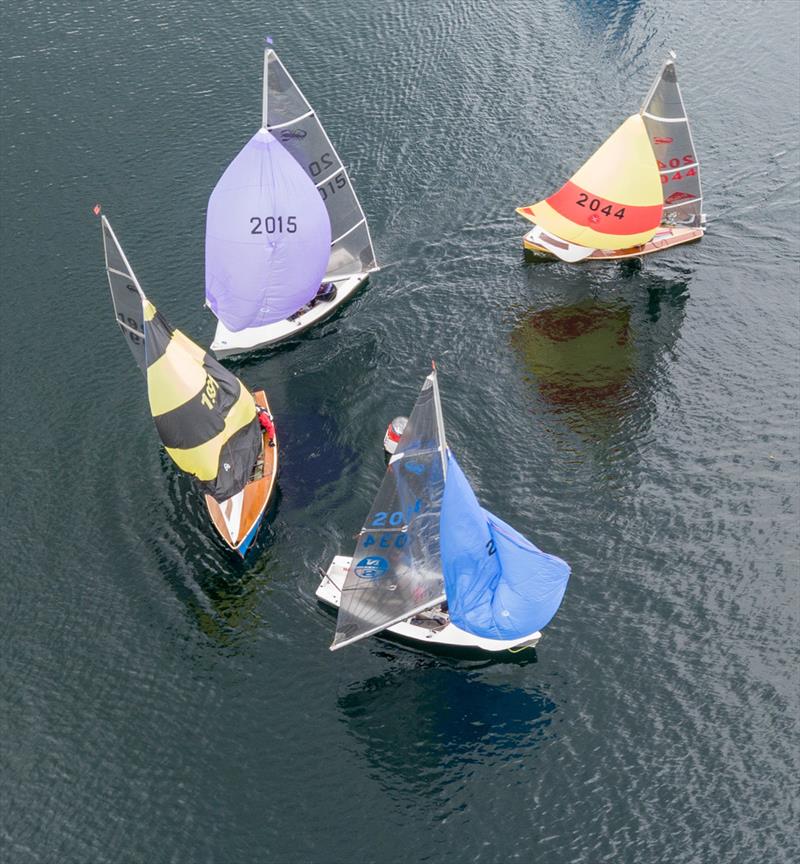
[165,385,256,482]
[519,114,663,249]
[147,331,208,417]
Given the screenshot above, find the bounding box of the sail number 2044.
[576,194,626,219]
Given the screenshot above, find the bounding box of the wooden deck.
[204,390,278,554]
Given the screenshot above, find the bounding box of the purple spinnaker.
[205,129,331,331]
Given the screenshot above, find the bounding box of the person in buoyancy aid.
[255,405,276,447]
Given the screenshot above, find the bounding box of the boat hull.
[523,224,704,260]
[316,556,541,654]
[205,390,278,557]
[211,273,371,358]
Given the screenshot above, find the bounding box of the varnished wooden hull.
[204,390,278,557]
[523,225,704,260]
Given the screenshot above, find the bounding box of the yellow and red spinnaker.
[517,114,663,250]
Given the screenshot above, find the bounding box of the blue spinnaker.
[440,452,570,640]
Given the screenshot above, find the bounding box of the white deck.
[211,273,370,358]
[316,556,542,653]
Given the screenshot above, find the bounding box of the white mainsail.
[640,52,703,226]
[332,369,448,650]
[264,49,379,282]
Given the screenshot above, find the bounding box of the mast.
[261,38,274,130]
[431,361,448,480]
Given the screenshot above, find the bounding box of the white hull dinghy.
[211,273,369,358]
[318,364,570,656]
[206,43,379,358]
[317,556,542,653]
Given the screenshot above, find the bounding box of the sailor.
[256,406,276,447]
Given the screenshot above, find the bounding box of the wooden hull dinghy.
[319,365,570,655]
[101,213,275,558]
[317,557,542,654]
[204,390,278,557]
[522,224,704,261]
[206,44,379,358]
[517,52,705,262]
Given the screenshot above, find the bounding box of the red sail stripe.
[547,181,662,236]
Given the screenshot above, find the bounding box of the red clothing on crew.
[257,409,275,441]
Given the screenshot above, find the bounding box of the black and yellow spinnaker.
[101,215,262,503]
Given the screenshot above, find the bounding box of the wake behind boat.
[100,212,278,557]
[316,365,570,654]
[206,44,379,358]
[516,52,705,262]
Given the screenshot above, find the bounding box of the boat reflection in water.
[511,269,690,439]
[337,662,557,794]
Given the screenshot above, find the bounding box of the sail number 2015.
[576,194,626,219]
[250,216,297,234]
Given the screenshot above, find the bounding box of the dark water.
[2,1,798,862]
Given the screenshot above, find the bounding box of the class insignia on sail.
[517,53,704,262]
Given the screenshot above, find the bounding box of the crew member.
[256,406,276,447]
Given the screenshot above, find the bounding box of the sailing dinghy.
[101,214,278,556]
[207,45,379,358]
[517,53,705,261]
[316,366,570,654]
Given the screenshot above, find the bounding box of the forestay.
[331,370,447,650]
[440,453,570,640]
[640,54,703,226]
[265,49,378,282]
[102,216,262,501]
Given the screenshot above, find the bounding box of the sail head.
[518,114,663,250]
[101,216,147,371]
[332,371,446,650]
[205,128,332,332]
[440,453,570,640]
[640,57,703,226]
[265,49,378,281]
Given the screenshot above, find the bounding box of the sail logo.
[665,191,696,204]
[355,556,389,580]
[200,374,219,410]
[281,129,307,141]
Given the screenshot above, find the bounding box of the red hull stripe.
[547,181,662,236]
